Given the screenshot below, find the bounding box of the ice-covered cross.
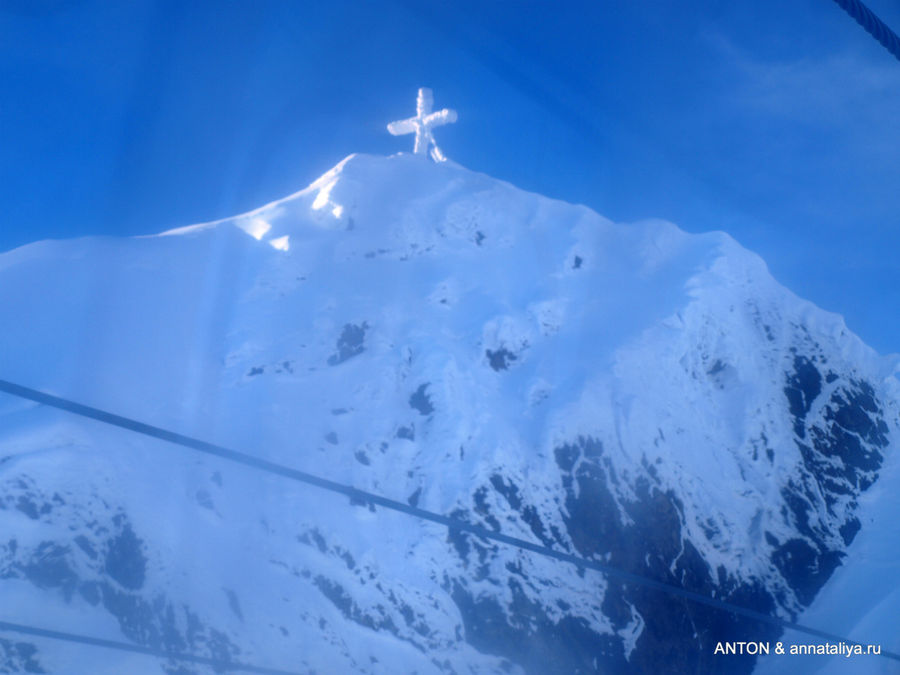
[387,88,457,162]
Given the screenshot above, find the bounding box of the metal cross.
[387,88,457,162]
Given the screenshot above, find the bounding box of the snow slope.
[0,153,898,674]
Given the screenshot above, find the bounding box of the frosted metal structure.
[387,87,457,162]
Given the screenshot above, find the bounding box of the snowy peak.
[0,153,898,674]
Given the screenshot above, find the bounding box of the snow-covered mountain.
[0,153,897,674]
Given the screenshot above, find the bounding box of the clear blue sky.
[1,0,898,353]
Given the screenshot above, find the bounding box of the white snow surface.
[0,152,898,674]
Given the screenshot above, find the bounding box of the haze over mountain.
[0,153,898,674]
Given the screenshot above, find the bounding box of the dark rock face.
[0,348,892,674]
[784,355,821,437]
[327,322,368,366]
[409,383,435,416]
[451,578,628,675]
[0,479,241,675]
[449,437,779,674]
[486,348,518,371]
[445,352,892,674]
[21,542,78,596]
[0,638,44,674]
[105,519,147,591]
[297,526,448,657]
[779,356,888,607]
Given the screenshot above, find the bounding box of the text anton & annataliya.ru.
[714,641,881,657]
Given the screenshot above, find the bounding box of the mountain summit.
[0,153,898,674]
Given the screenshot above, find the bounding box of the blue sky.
[1,0,898,353]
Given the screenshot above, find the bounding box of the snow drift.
[0,153,898,674]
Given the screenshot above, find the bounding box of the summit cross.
[387,88,457,162]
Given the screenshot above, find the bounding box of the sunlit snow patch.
[269,235,290,252]
[312,180,337,211]
[239,217,272,241]
[310,177,347,226]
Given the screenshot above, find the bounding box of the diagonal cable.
[0,620,300,675]
[0,378,897,662]
[831,0,900,61]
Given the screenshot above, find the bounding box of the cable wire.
[0,620,301,675]
[831,0,900,62]
[0,378,897,662]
